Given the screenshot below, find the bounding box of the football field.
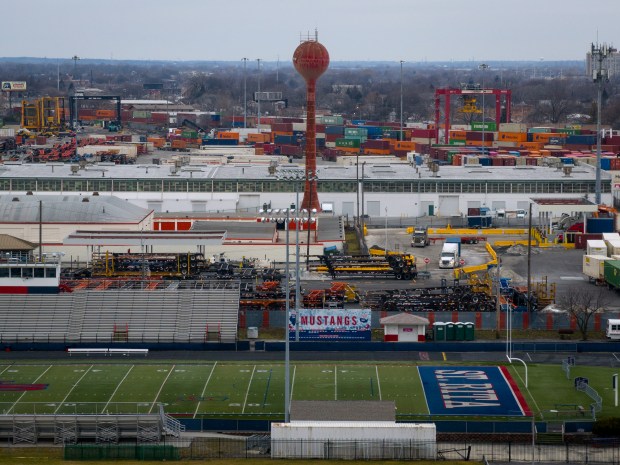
[0,361,617,420]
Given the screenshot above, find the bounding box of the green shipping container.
[603,260,620,290]
[181,131,198,139]
[132,110,151,119]
[345,127,368,137]
[433,322,446,341]
[528,127,553,133]
[336,138,360,148]
[559,128,580,135]
[449,139,466,146]
[445,322,455,341]
[321,116,344,125]
[471,122,496,131]
[465,322,475,341]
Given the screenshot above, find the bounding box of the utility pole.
[256,58,261,129]
[591,42,615,205]
[242,58,248,129]
[400,60,404,142]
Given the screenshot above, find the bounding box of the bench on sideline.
[68,348,149,357]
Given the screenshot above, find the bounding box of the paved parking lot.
[363,227,620,311]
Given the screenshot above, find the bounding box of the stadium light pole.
[591,43,615,204]
[400,60,404,142]
[259,205,292,421]
[479,63,488,153]
[256,58,261,129]
[242,58,248,129]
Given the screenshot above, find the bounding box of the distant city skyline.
[0,0,617,63]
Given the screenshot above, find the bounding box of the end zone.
[418,366,531,416]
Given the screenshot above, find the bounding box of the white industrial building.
[270,421,436,459]
[0,160,612,219]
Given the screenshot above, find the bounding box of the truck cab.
[411,227,429,247]
[439,242,460,269]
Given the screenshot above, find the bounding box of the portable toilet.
[433,322,446,341]
[465,322,475,341]
[445,322,455,341]
[455,322,465,341]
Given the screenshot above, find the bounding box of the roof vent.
[12,197,19,202]
[563,165,573,177]
[92,191,99,196]
[82,197,89,202]
[26,191,33,195]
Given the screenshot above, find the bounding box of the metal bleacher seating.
[0,283,240,344]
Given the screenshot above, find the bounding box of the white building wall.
[398,325,424,342]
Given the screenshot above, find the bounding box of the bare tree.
[558,289,608,341]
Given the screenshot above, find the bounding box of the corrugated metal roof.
[0,234,37,251]
[0,162,609,182]
[0,195,151,223]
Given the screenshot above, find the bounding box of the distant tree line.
[1,59,619,128]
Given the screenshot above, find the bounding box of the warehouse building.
[0,160,612,219]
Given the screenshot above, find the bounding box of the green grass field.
[1,360,618,420]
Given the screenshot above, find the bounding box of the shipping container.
[587,218,615,234]
[336,138,360,148]
[583,254,612,280]
[471,121,497,131]
[320,116,344,125]
[606,239,620,256]
[587,240,608,256]
[603,260,620,290]
[499,123,527,133]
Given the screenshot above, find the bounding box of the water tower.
[293,33,329,211]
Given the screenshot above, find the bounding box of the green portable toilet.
[445,322,455,341]
[455,322,465,341]
[465,322,475,341]
[433,322,446,341]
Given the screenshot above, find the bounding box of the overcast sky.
[2,0,617,63]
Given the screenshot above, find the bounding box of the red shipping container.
[574,233,603,249]
[272,123,293,132]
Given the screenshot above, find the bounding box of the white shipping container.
[602,233,620,243]
[0,128,16,137]
[292,122,306,132]
[606,239,620,256]
[583,254,612,280]
[586,240,608,256]
[271,421,436,459]
[612,255,620,260]
[499,122,527,133]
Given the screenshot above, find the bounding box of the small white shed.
[380,313,430,342]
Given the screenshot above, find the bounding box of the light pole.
[260,206,292,422]
[256,59,261,129]
[277,168,309,342]
[384,206,388,252]
[242,58,248,129]
[479,63,488,153]
[400,60,404,141]
[591,43,615,204]
[356,153,360,227]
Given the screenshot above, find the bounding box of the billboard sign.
[1,81,27,91]
[289,309,371,341]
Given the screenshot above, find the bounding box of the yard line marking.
[0,365,12,376]
[442,352,447,361]
[54,365,93,414]
[613,353,620,362]
[526,353,532,362]
[194,362,217,419]
[149,364,175,413]
[333,365,339,400]
[103,365,134,414]
[241,365,256,414]
[375,366,382,401]
[8,365,52,414]
[290,365,297,403]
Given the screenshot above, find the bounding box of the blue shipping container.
[601,158,611,171]
[325,125,345,135]
[586,218,615,234]
[566,135,596,145]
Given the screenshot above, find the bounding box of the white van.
[606,319,620,340]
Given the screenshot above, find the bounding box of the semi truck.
[411,227,429,247]
[439,242,460,269]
